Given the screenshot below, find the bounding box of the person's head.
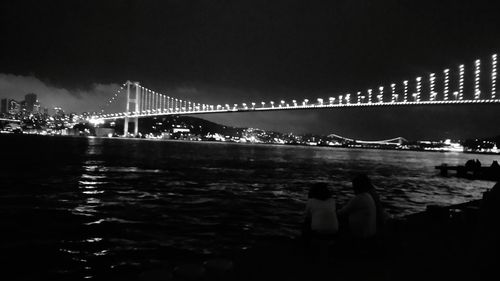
[308,182,332,200]
[352,174,374,194]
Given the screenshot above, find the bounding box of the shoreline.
[1,132,498,156]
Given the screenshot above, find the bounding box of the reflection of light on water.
[82,190,104,195]
[86,137,103,156]
[81,173,106,179]
[59,248,80,254]
[79,181,107,186]
[85,237,103,243]
[93,250,109,256]
[85,219,105,225]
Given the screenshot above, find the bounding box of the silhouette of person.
[475,159,482,169]
[338,174,377,239]
[302,182,338,261]
[303,182,338,238]
[465,159,475,171]
[477,182,500,278]
[488,161,500,180]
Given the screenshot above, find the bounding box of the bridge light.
[261,102,265,107]
[429,73,436,101]
[444,69,450,101]
[475,59,481,99]
[292,100,297,106]
[303,99,309,106]
[345,93,351,104]
[493,54,498,99]
[459,64,465,100]
[403,80,409,102]
[416,77,422,102]
[317,98,323,105]
[453,91,459,100]
[367,89,372,103]
[270,101,275,108]
[356,91,362,103]
[251,102,256,108]
[390,83,396,102]
[377,86,384,103]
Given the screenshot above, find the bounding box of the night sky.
[1,0,500,140]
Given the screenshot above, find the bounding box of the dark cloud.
[0,73,121,114]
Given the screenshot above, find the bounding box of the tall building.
[0,98,7,114]
[24,93,37,113]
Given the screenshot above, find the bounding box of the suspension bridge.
[327,134,407,146]
[90,53,499,136]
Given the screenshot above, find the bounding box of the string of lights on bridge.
[93,53,499,120]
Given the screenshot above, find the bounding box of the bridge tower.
[124,81,141,136]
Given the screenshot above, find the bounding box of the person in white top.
[302,182,338,261]
[304,183,339,236]
[338,174,377,239]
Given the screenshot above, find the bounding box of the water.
[0,134,497,279]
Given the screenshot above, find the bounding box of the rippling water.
[0,134,497,279]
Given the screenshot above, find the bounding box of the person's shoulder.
[325,197,336,205]
[356,192,375,202]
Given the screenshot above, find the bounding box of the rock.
[138,269,173,281]
[203,258,234,275]
[174,264,206,280]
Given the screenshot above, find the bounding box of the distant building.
[1,99,21,115]
[0,98,7,114]
[24,93,37,113]
[54,107,65,117]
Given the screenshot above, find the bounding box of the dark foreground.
[228,198,499,281]
[6,195,497,281]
